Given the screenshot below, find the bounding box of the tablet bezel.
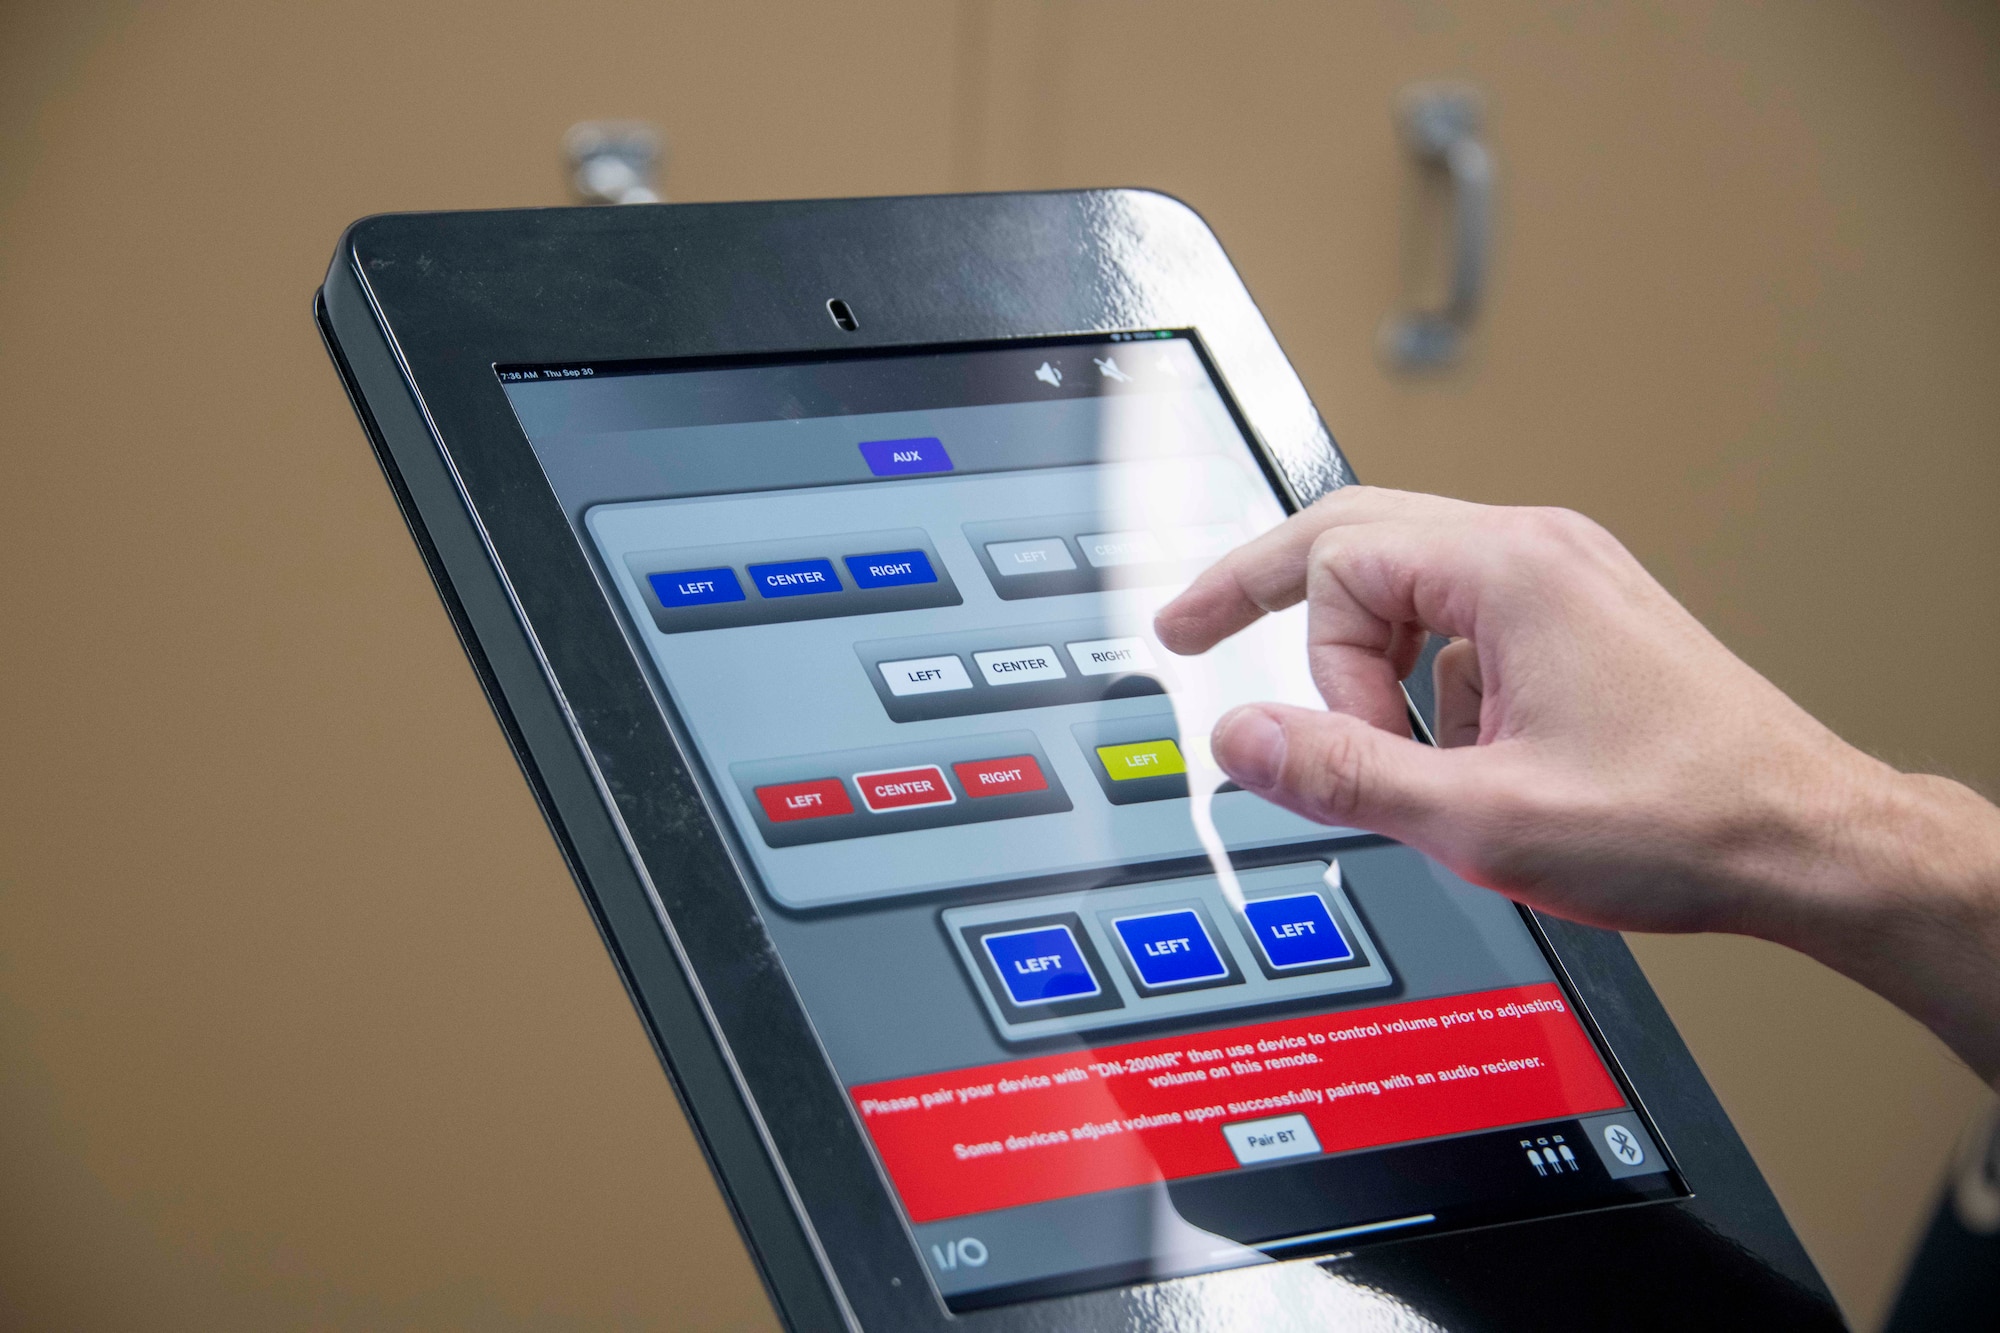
[318,191,1839,1330]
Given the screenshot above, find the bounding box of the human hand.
[1155,487,2000,1082]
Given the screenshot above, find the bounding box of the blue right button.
[1242,894,1354,970]
[844,549,938,589]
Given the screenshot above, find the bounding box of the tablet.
[319,192,1840,1330]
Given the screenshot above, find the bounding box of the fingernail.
[1214,707,1286,789]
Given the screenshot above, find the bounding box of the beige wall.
[2,2,1994,1329]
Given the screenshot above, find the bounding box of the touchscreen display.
[500,335,1683,1309]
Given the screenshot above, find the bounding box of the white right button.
[1066,636,1157,676]
[1166,522,1246,561]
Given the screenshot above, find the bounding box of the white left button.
[880,655,973,696]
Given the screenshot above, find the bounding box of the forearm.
[1749,763,2000,1087]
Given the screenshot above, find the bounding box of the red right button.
[756,777,854,823]
[951,754,1049,798]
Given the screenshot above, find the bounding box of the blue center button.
[747,558,842,599]
[858,436,954,477]
[1113,909,1230,989]
[844,548,938,589]
[647,566,746,609]
[981,925,1100,1006]
[1242,894,1355,970]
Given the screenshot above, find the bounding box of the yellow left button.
[1095,739,1186,781]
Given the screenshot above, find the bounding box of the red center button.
[951,754,1050,798]
[755,777,854,823]
[854,765,956,812]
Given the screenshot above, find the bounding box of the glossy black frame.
[317,191,1843,1331]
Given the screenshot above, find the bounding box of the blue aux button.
[648,566,746,609]
[858,436,953,477]
[982,925,1099,1006]
[747,558,842,599]
[1243,894,1355,970]
[844,549,938,590]
[1113,910,1230,989]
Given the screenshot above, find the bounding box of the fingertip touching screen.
[499,334,1683,1310]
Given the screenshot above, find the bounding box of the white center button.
[1066,636,1158,676]
[1077,530,1167,568]
[973,645,1067,685]
[879,654,973,696]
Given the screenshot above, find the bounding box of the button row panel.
[627,527,961,634]
[736,711,1207,849]
[730,731,1070,849]
[963,513,1245,601]
[855,619,1169,723]
[944,862,1392,1042]
[736,711,1204,849]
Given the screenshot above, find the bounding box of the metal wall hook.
[565,121,665,205]
[1379,83,1493,371]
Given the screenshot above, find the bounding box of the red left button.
[756,778,854,823]
[855,765,956,812]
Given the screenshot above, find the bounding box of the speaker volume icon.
[1034,361,1062,387]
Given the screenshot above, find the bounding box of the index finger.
[1154,486,1408,655]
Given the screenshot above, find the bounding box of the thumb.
[1210,703,1464,842]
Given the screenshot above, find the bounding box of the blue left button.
[1113,910,1230,989]
[982,925,1100,1005]
[1243,894,1354,970]
[844,549,938,589]
[648,566,746,608]
[747,558,842,598]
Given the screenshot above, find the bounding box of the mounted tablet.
[318,193,1841,1330]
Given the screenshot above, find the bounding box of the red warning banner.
[850,983,1624,1223]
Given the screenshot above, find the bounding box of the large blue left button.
[1243,894,1354,970]
[982,925,1100,1005]
[1113,910,1230,989]
[747,558,842,598]
[648,566,746,608]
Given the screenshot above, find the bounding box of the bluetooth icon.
[1603,1123,1646,1167]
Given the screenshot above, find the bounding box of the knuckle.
[1531,506,1611,551]
[1295,720,1370,827]
[1305,526,1371,595]
[1306,524,1349,567]
[1495,506,1615,574]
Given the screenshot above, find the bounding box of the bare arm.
[1155,487,2000,1086]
